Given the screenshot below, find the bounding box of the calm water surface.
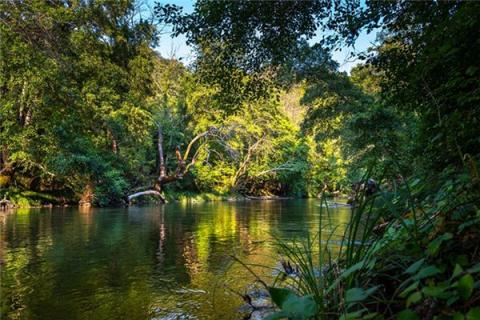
[1,200,351,320]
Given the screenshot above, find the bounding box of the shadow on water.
[0,200,351,320]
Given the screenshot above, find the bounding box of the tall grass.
[268,183,390,319]
[262,167,480,319]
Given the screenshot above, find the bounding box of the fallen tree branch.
[127,190,165,203]
[127,125,222,204]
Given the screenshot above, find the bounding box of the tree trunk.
[127,125,217,205]
[107,129,118,154]
[158,125,166,178]
[0,145,7,169]
[112,137,118,154]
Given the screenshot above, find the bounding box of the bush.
[252,166,480,319]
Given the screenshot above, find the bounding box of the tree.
[329,0,480,173]
[155,1,335,113]
[0,0,157,206]
[156,1,330,70]
[127,125,220,203]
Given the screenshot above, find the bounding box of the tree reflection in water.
[1,200,350,319]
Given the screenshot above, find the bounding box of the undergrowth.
[249,166,480,320]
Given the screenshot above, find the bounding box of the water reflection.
[1,200,351,320]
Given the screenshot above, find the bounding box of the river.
[0,200,351,320]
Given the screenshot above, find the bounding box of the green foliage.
[331,1,480,173]
[156,1,328,70]
[1,0,342,206]
[94,170,129,207]
[263,169,480,319]
[0,0,157,206]
[1,1,480,320]
[1,0,371,205]
[266,287,318,320]
[186,97,313,197]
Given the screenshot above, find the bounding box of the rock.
[250,297,271,309]
[239,285,276,319]
[250,309,275,320]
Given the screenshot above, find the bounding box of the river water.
[0,200,351,320]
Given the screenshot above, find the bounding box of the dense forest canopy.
[0,0,479,208]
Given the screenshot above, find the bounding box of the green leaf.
[344,260,370,278]
[346,287,378,304]
[458,274,474,300]
[400,281,419,298]
[406,291,422,307]
[467,307,480,320]
[422,286,449,299]
[466,66,478,76]
[467,263,480,274]
[396,309,420,320]
[339,309,365,320]
[405,259,425,274]
[283,295,317,319]
[264,311,289,320]
[455,255,469,266]
[413,265,441,280]
[427,233,452,256]
[267,287,317,319]
[268,287,293,308]
[452,264,464,278]
[453,313,464,320]
[447,295,460,306]
[327,260,372,293]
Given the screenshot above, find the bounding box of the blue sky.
[153,0,377,74]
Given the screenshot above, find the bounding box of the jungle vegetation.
[1,0,480,319]
[1,0,377,206]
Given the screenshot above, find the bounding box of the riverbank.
[0,189,347,209]
[0,189,243,209]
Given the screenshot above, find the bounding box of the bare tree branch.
[127,125,221,204]
[233,136,265,186]
[183,127,218,161]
